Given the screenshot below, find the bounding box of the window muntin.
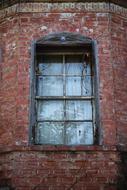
[35,53,95,145]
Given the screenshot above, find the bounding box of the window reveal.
[35,53,95,145]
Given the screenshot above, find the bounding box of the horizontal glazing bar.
[35,96,94,100]
[36,52,87,55]
[37,120,93,122]
[36,74,93,77]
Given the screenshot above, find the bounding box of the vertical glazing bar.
[63,54,66,97]
[81,54,84,96]
[63,54,66,144]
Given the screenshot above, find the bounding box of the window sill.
[0,145,117,154]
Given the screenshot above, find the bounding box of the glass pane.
[66,100,92,120]
[38,55,63,75]
[82,61,91,75]
[66,77,81,96]
[37,100,64,120]
[36,122,64,144]
[82,76,92,96]
[66,55,91,75]
[66,122,93,145]
[37,76,63,96]
[66,55,83,75]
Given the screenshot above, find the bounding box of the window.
[30,33,99,145]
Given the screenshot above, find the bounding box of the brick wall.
[0,2,127,189]
[110,14,127,147]
[0,146,121,190]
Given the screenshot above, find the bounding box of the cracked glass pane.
[36,122,64,144]
[66,122,93,145]
[37,101,64,120]
[38,55,63,75]
[82,76,92,96]
[66,100,92,120]
[37,76,63,96]
[66,55,91,75]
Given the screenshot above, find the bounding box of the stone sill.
[0,145,117,154]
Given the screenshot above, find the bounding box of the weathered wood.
[92,40,101,145]
[35,96,95,100]
[29,41,37,144]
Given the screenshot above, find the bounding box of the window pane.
[66,77,81,96]
[36,122,64,144]
[37,100,64,120]
[38,55,63,75]
[66,55,91,75]
[66,122,93,145]
[37,76,63,96]
[66,100,92,120]
[82,76,92,96]
[66,55,83,75]
[82,62,91,75]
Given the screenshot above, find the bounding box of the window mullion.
[81,54,84,96]
[63,54,66,144]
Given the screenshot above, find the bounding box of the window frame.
[29,33,101,145]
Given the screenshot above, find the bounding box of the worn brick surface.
[0,2,127,189]
[0,149,120,190]
[0,9,118,146]
[110,14,127,147]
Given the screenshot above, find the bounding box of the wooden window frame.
[29,32,101,145]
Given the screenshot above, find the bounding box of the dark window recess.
[30,33,99,145]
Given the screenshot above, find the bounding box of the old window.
[30,33,99,145]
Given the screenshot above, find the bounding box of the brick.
[0,1,127,190]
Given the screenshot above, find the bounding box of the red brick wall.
[0,147,120,190]
[0,19,19,145]
[0,10,117,147]
[110,14,127,147]
[0,2,127,190]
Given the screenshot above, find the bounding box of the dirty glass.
[38,55,63,75]
[66,77,81,96]
[66,100,92,120]
[36,53,94,145]
[65,55,83,75]
[65,55,91,75]
[82,76,92,96]
[66,122,93,145]
[37,100,64,120]
[36,122,64,144]
[37,76,63,96]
